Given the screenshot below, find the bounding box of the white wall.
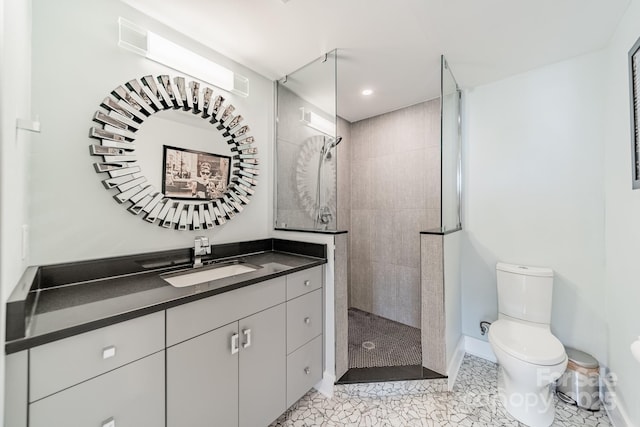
[603,0,640,423]
[1,0,31,302]
[29,0,274,265]
[1,0,32,421]
[461,51,608,365]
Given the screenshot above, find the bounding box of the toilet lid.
[489,319,566,366]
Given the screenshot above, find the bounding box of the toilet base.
[497,368,556,427]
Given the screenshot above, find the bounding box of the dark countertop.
[5,239,327,354]
[421,227,463,235]
[274,227,348,235]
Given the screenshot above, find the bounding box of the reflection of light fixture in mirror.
[117,18,249,97]
[299,107,335,136]
[361,89,373,96]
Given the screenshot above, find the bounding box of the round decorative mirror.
[89,74,258,231]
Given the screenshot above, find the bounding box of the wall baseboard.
[315,371,336,398]
[601,373,635,427]
[464,335,497,363]
[447,336,466,391]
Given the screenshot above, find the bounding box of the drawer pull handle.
[304,367,311,375]
[304,280,310,287]
[242,329,252,348]
[102,346,117,360]
[304,317,311,325]
[231,333,239,355]
[102,417,116,427]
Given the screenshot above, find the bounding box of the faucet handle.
[194,236,211,254]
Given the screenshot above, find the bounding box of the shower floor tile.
[348,308,422,368]
[270,354,612,427]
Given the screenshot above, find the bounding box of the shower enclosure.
[440,56,462,231]
[275,51,340,231]
[275,51,463,382]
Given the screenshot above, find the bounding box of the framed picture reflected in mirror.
[629,35,640,189]
[162,145,231,200]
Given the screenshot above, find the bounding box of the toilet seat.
[489,319,566,366]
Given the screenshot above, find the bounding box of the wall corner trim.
[447,336,466,391]
[314,371,336,398]
[601,373,635,427]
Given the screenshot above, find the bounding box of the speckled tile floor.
[271,355,611,426]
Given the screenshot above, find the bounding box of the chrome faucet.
[193,236,211,268]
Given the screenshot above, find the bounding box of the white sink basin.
[161,262,260,288]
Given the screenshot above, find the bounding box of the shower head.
[321,136,343,161]
[327,136,343,149]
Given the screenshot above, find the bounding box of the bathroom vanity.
[4,238,326,427]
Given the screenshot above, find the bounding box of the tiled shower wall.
[348,99,441,328]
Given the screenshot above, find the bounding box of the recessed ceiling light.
[361,89,373,96]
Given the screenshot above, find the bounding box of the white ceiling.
[122,0,629,122]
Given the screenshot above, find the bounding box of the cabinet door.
[239,304,286,427]
[167,322,239,427]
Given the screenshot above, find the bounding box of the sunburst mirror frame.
[89,74,258,230]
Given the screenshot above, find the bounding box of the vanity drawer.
[29,311,164,402]
[30,351,165,427]
[286,289,322,354]
[167,276,286,346]
[286,335,322,408]
[286,266,322,300]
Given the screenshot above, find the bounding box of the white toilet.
[488,262,567,427]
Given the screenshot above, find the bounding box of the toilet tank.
[496,262,554,325]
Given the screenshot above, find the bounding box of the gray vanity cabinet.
[166,276,287,427]
[167,304,286,427]
[10,264,324,427]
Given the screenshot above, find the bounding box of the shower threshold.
[336,365,445,384]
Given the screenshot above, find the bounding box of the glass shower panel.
[275,51,338,231]
[440,56,462,231]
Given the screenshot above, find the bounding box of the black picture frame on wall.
[629,36,640,189]
[162,145,231,201]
